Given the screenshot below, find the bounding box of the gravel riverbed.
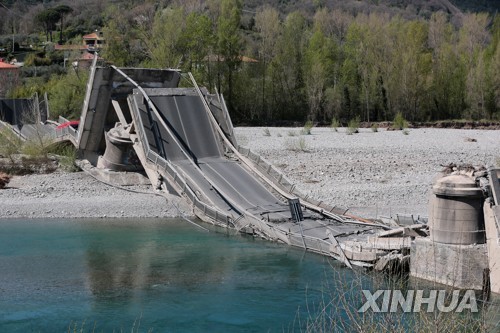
[1,127,498,220]
[236,127,500,218]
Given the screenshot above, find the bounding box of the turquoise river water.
[1,218,497,332]
[0,218,365,332]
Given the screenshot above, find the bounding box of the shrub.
[331,118,340,132]
[347,117,360,135]
[48,143,79,172]
[0,127,23,162]
[262,128,271,136]
[285,137,308,152]
[393,112,409,130]
[371,123,379,132]
[301,120,314,135]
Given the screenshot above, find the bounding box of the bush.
[347,117,360,135]
[371,123,379,132]
[262,128,271,136]
[46,69,88,120]
[331,118,340,132]
[0,127,23,162]
[48,143,79,172]
[301,120,314,135]
[285,137,308,152]
[393,112,409,130]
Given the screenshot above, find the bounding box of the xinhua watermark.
[358,289,478,313]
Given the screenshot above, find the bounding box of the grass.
[0,126,77,175]
[301,120,314,135]
[331,118,340,132]
[285,136,308,152]
[295,264,496,333]
[393,112,409,130]
[0,127,23,162]
[347,117,360,135]
[48,143,79,172]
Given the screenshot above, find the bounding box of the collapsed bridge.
[6,60,420,269]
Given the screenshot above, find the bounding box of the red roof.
[54,44,86,51]
[83,32,103,40]
[0,62,18,69]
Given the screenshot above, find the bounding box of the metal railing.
[237,145,349,216]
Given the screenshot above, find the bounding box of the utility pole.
[12,22,15,53]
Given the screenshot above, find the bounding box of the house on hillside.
[83,32,105,52]
[53,31,106,68]
[0,61,20,97]
[72,52,103,69]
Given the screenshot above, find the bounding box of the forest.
[1,0,499,124]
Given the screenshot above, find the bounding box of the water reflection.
[1,219,498,332]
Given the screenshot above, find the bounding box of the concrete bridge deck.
[2,61,414,269]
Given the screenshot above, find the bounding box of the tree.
[54,5,73,44]
[102,17,132,67]
[36,8,60,42]
[178,12,214,82]
[303,30,336,121]
[215,0,242,109]
[459,13,491,119]
[140,7,185,68]
[255,5,280,120]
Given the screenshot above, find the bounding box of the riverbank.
[0,171,189,219]
[1,128,498,220]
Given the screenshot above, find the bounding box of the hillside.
[0,0,498,125]
[1,0,498,37]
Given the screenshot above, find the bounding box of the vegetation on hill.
[0,0,498,124]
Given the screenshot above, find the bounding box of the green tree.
[215,0,243,109]
[460,13,491,119]
[270,11,308,121]
[178,12,214,83]
[303,29,336,121]
[141,7,185,68]
[255,5,281,120]
[36,8,60,42]
[54,5,73,44]
[47,70,88,120]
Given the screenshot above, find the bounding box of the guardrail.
[237,145,349,216]
[0,120,27,141]
[55,124,77,138]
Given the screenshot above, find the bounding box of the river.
[0,218,360,332]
